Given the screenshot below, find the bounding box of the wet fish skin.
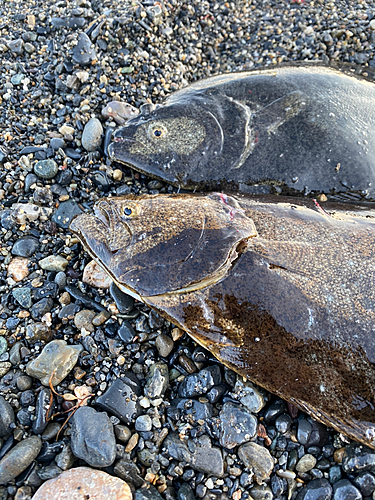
[70,193,375,448]
[109,65,375,200]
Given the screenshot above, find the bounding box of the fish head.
[70,193,257,299]
[108,98,228,188]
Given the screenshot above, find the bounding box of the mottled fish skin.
[70,193,375,448]
[109,65,375,200]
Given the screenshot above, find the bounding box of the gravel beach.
[1,1,375,499]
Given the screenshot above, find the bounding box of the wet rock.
[7,257,29,282]
[0,338,7,357]
[33,388,54,435]
[238,442,274,484]
[109,283,134,314]
[135,415,152,432]
[12,236,39,257]
[82,260,112,289]
[96,374,142,425]
[39,255,68,272]
[275,414,292,434]
[178,483,195,500]
[114,425,131,443]
[144,362,169,398]
[16,375,32,391]
[31,467,132,500]
[0,397,15,438]
[155,334,174,357]
[333,479,361,500]
[55,443,75,471]
[24,173,38,192]
[178,365,221,398]
[250,485,273,500]
[34,159,58,179]
[114,457,144,487]
[118,321,136,343]
[342,444,375,473]
[26,339,83,386]
[49,137,66,150]
[74,309,96,333]
[72,33,97,66]
[296,454,317,473]
[33,282,59,300]
[173,398,213,421]
[0,436,42,485]
[7,39,24,54]
[30,297,54,319]
[26,322,52,343]
[232,378,265,413]
[52,199,83,229]
[135,484,163,500]
[298,419,313,445]
[296,478,333,500]
[102,100,139,125]
[219,402,257,449]
[353,471,375,496]
[12,287,32,308]
[71,406,116,467]
[264,400,285,422]
[81,118,103,152]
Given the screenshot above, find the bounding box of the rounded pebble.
[81,118,103,152]
[34,159,58,179]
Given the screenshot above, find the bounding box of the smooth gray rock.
[0,436,42,485]
[0,397,15,438]
[81,118,103,151]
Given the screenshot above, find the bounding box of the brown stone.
[82,260,112,289]
[8,257,29,282]
[31,467,132,500]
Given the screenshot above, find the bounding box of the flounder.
[70,193,375,448]
[109,65,375,200]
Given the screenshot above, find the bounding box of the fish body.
[70,193,375,448]
[109,65,375,200]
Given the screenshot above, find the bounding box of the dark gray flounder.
[109,65,375,199]
[70,193,375,448]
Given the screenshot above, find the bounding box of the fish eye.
[120,202,140,218]
[124,207,132,216]
[148,123,167,140]
[154,129,163,137]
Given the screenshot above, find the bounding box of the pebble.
[296,478,333,500]
[34,159,58,179]
[81,118,103,152]
[12,236,39,257]
[238,442,274,484]
[102,101,139,125]
[353,471,375,496]
[0,338,7,357]
[82,260,112,288]
[26,339,83,386]
[0,363,11,377]
[39,255,68,272]
[118,321,137,343]
[114,425,132,443]
[178,365,221,398]
[33,388,54,434]
[144,362,169,398]
[0,436,42,485]
[70,406,116,467]
[219,402,257,449]
[232,378,265,413]
[72,32,97,66]
[296,454,317,473]
[135,484,163,500]
[109,282,134,314]
[342,445,375,473]
[30,297,54,320]
[0,397,15,438]
[31,467,132,500]
[135,415,152,432]
[155,334,174,357]
[12,286,32,308]
[173,398,213,421]
[7,257,29,281]
[74,309,96,333]
[333,479,362,500]
[51,200,83,229]
[96,374,142,424]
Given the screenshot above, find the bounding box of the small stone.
[173,398,213,421]
[55,443,75,471]
[178,365,221,398]
[102,101,139,125]
[118,321,136,343]
[39,255,68,272]
[155,334,174,357]
[8,257,29,282]
[114,458,144,487]
[113,169,123,181]
[370,19,375,30]
[0,396,15,438]
[353,471,375,496]
[33,388,54,434]
[92,310,111,326]
[34,159,58,179]
[0,337,7,357]
[26,339,83,386]
[16,375,33,391]
[7,39,24,55]
[297,419,313,445]
[26,322,52,343]
[50,137,66,150]
[72,33,97,66]
[0,436,42,485]
[30,297,54,320]
[114,425,132,443]
[342,444,375,473]
[96,374,142,424]
[0,363,11,377]
[55,271,67,290]
[296,478,333,500]
[144,362,169,398]
[233,378,265,413]
[219,402,257,449]
[12,237,39,257]
[333,479,361,500]
[31,467,132,500]
[109,283,134,314]
[71,406,116,467]
[178,483,195,500]
[135,485,163,500]
[83,260,112,288]
[81,118,103,152]
[52,200,83,229]
[135,415,152,432]
[74,309,96,333]
[238,442,274,484]
[12,287,32,308]
[296,454,317,473]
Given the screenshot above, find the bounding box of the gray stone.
[135,415,152,432]
[155,334,174,357]
[0,397,15,438]
[296,454,317,473]
[297,419,313,445]
[144,362,169,398]
[12,287,32,309]
[12,237,39,257]
[72,33,97,66]
[71,406,116,467]
[219,402,257,449]
[82,118,103,151]
[26,340,83,386]
[34,159,58,179]
[296,478,333,500]
[0,338,7,357]
[55,443,75,471]
[52,199,83,229]
[114,425,131,443]
[39,255,68,272]
[250,485,273,500]
[0,436,42,485]
[178,365,221,398]
[342,444,375,473]
[114,457,144,487]
[33,388,54,435]
[233,378,265,413]
[333,479,361,500]
[109,282,134,314]
[135,484,163,500]
[238,442,274,484]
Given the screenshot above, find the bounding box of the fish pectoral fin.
[254,91,305,135]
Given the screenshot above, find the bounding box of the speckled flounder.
[109,65,375,200]
[70,193,375,448]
